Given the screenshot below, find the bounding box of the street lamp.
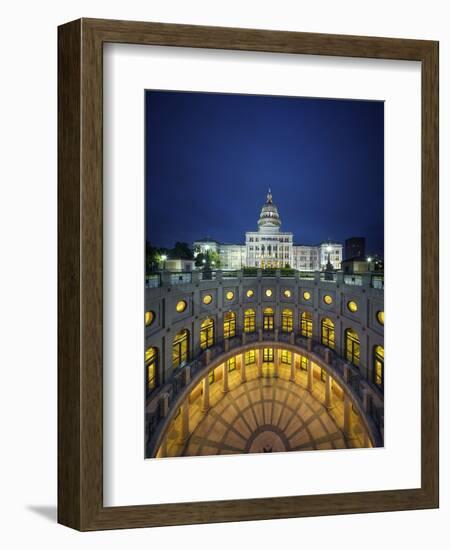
[160,254,167,270]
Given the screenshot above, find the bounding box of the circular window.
[303,291,311,301]
[226,291,234,301]
[323,295,333,305]
[246,289,254,298]
[265,289,273,297]
[203,294,212,305]
[145,310,155,326]
[377,310,384,325]
[283,289,292,298]
[347,300,358,313]
[176,300,187,313]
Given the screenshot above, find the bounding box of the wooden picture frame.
[58,18,439,531]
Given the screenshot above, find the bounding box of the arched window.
[263,348,274,362]
[321,318,335,349]
[226,357,236,372]
[172,329,189,369]
[263,307,274,331]
[200,318,214,350]
[345,328,360,367]
[245,350,256,365]
[301,312,313,338]
[223,311,236,339]
[373,345,384,388]
[281,309,293,332]
[145,346,158,391]
[244,309,256,333]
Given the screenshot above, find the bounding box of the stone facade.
[145,271,384,387]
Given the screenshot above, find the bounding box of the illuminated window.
[200,318,214,350]
[145,346,158,390]
[244,309,256,333]
[223,311,236,339]
[347,300,358,313]
[281,309,293,332]
[176,300,187,313]
[203,294,213,305]
[345,328,360,367]
[172,329,189,369]
[265,288,273,297]
[208,370,215,384]
[246,289,254,298]
[225,290,234,301]
[263,307,274,331]
[227,357,236,372]
[263,348,274,363]
[301,312,313,338]
[145,310,155,326]
[300,355,308,371]
[321,318,335,349]
[323,295,333,305]
[245,350,256,365]
[281,350,292,364]
[373,345,384,387]
[283,289,292,298]
[303,291,311,301]
[377,311,384,326]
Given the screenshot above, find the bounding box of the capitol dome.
[258,189,281,230]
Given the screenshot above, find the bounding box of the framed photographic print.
[58,18,439,530]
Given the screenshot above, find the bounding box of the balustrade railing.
[145,269,383,290]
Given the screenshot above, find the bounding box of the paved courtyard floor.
[166,364,366,457]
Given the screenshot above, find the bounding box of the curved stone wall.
[144,271,384,458]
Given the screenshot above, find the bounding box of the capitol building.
[194,190,343,271]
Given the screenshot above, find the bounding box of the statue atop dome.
[258,189,281,231]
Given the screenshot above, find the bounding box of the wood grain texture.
[57,18,439,531]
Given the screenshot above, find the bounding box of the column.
[240,353,247,383]
[363,431,371,448]
[307,358,314,392]
[289,352,296,382]
[179,399,190,443]
[343,393,354,439]
[201,375,210,413]
[258,349,263,378]
[158,435,168,458]
[324,372,333,409]
[273,349,279,378]
[222,362,229,393]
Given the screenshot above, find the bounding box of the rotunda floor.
[165,364,365,457]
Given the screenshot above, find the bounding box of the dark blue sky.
[146,91,384,256]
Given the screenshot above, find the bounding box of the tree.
[171,241,194,260]
[194,250,221,268]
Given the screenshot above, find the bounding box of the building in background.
[194,190,343,271]
[345,237,366,260]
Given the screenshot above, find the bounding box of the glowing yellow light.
[377,311,384,325]
[347,300,358,313]
[246,289,254,298]
[283,289,292,298]
[323,295,333,305]
[145,310,155,326]
[176,300,187,313]
[203,294,212,305]
[265,289,273,297]
[303,291,311,301]
[226,291,234,300]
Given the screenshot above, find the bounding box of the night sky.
[145,90,384,256]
